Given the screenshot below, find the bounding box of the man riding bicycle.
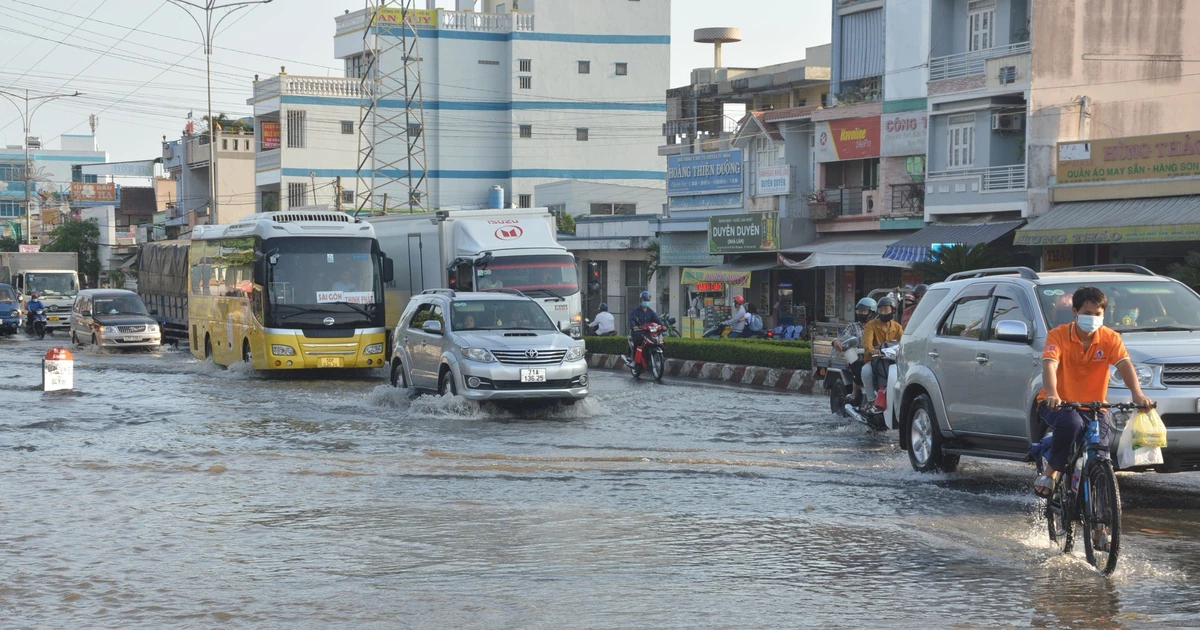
[1034,286,1153,497]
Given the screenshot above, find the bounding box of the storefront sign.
[824,269,836,318]
[1043,245,1073,270]
[843,268,856,321]
[376,7,437,28]
[708,213,778,254]
[667,150,744,197]
[756,165,791,196]
[1016,223,1200,246]
[261,122,281,150]
[694,282,724,292]
[881,112,928,157]
[682,268,752,287]
[1056,131,1200,185]
[71,182,116,203]
[659,232,721,266]
[815,116,881,163]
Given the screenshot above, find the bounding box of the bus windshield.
[26,272,78,298]
[265,237,383,328]
[475,254,578,296]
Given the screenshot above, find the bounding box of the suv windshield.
[1037,281,1200,332]
[94,296,149,316]
[26,272,78,298]
[450,299,556,331]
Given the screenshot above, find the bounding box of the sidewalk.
[587,353,818,394]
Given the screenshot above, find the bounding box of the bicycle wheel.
[1046,473,1074,554]
[1082,457,1122,575]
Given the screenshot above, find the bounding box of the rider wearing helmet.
[900,284,929,327]
[862,295,905,411]
[588,302,616,336]
[724,294,749,336]
[24,291,45,331]
[834,297,877,401]
[628,290,664,359]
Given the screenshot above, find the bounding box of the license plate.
[520,368,546,383]
[319,357,344,368]
[48,316,60,322]
[122,337,141,342]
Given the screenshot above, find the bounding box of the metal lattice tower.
[355,0,429,216]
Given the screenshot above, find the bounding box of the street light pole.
[168,0,273,225]
[0,89,83,244]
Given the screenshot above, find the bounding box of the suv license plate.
[319,357,344,368]
[520,368,546,383]
[122,337,141,342]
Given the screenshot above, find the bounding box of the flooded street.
[3,337,1200,628]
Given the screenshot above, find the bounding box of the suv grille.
[493,378,574,390]
[490,349,567,365]
[117,325,147,333]
[1161,364,1200,386]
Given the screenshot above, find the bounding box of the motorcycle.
[843,342,899,431]
[659,313,682,338]
[26,308,47,340]
[629,322,666,382]
[702,322,767,339]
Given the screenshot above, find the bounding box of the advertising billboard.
[667,150,743,197]
[71,182,117,203]
[1056,131,1200,185]
[881,112,928,157]
[815,116,881,162]
[708,213,778,254]
[755,165,791,196]
[376,7,437,28]
[261,122,281,150]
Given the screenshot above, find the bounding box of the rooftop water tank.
[488,185,504,210]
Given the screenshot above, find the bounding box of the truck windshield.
[450,299,556,331]
[476,254,578,295]
[265,237,383,328]
[1037,281,1200,332]
[26,272,78,298]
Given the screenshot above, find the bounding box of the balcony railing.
[256,149,280,172]
[927,164,1027,192]
[929,42,1031,81]
[889,182,924,215]
[810,187,868,219]
[439,10,535,33]
[335,10,368,35]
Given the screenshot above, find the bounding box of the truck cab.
[0,253,81,332]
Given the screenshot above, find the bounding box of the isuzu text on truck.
[0,252,80,333]
[371,208,583,338]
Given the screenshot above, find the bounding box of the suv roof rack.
[1043,264,1156,276]
[480,288,526,298]
[945,267,1040,282]
[421,288,456,297]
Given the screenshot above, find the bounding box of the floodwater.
[2,336,1199,629]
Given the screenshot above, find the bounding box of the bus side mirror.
[588,282,601,295]
[382,256,394,284]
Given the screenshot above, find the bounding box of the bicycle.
[1043,401,1149,576]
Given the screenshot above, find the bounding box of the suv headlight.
[564,344,586,362]
[1109,363,1161,389]
[272,344,296,356]
[363,343,384,355]
[147,324,160,333]
[464,347,497,363]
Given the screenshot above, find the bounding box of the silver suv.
[895,265,1200,473]
[389,289,589,404]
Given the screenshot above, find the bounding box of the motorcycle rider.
[588,302,617,336]
[861,295,904,412]
[24,291,46,332]
[627,290,664,361]
[833,297,876,403]
[723,295,748,337]
[900,284,928,327]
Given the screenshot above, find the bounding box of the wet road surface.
[2,336,1200,628]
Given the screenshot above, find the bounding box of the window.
[287,110,307,148]
[578,60,591,74]
[905,287,951,332]
[287,182,308,208]
[0,201,21,217]
[938,298,990,339]
[519,76,532,90]
[222,139,228,150]
[519,59,532,73]
[820,93,830,107]
[519,124,532,138]
[616,62,628,76]
[409,303,444,330]
[1,162,23,181]
[988,296,1033,341]
[407,123,422,138]
[478,60,500,66]
[245,140,251,150]
[341,190,355,205]
[345,53,372,79]
[576,128,589,141]
[546,203,566,214]
[968,1,996,52]
[518,194,532,208]
[590,203,636,216]
[947,114,975,169]
[341,121,354,135]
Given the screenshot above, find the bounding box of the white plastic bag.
[1118,424,1164,469]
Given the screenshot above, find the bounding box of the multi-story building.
[161,127,257,234]
[0,134,107,242]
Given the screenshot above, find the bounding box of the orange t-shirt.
[1037,323,1130,404]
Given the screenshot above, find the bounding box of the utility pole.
[334,176,343,212]
[0,89,82,244]
[169,0,274,224]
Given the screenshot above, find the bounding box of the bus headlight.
[272,344,296,356]
[363,343,384,355]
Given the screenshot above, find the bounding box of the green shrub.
[584,336,811,370]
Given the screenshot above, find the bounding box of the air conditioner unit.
[862,189,878,214]
[992,113,1024,132]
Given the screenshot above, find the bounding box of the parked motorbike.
[629,322,666,382]
[659,313,682,338]
[26,309,47,340]
[702,322,767,339]
[843,342,899,431]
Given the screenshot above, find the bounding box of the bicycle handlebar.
[1058,401,1156,412]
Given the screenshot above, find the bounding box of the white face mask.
[1076,314,1103,333]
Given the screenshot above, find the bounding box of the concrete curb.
[587,353,818,394]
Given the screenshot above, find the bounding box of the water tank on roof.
[488,185,504,210]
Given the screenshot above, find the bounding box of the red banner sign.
[815,116,881,162]
[71,182,116,203]
[261,122,281,150]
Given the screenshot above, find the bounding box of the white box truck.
[0,252,80,332]
[370,208,583,338]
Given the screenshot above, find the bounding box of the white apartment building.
[0,134,107,240]
[251,0,670,213]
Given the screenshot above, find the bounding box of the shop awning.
[1014,196,1200,246]
[778,232,914,269]
[681,259,778,287]
[883,220,1026,262]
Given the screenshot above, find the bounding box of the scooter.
[843,342,899,431]
[702,322,767,339]
[629,322,666,382]
[26,309,47,340]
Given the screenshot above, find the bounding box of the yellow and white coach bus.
[188,210,395,370]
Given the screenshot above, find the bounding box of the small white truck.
[0,252,80,332]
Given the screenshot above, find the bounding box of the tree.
[202,113,252,134]
[0,236,18,252]
[911,243,1007,283]
[42,218,100,285]
[646,239,660,280]
[555,212,576,234]
[1167,251,1200,289]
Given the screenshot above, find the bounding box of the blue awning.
[883,220,1025,262]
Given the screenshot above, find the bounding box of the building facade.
[0,134,107,242]
[162,128,257,232]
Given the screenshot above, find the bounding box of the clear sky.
[0,0,831,163]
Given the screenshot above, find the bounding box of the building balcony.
[888,182,924,217]
[335,8,535,37]
[929,41,1031,85]
[184,137,210,167]
[256,149,280,172]
[809,187,883,221]
[925,164,1028,215]
[254,76,367,114]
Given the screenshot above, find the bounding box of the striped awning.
[883,220,1026,262]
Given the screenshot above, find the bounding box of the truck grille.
[490,349,566,365]
[117,325,147,333]
[1161,364,1200,387]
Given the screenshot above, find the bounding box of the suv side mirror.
[994,320,1032,343]
[81,310,92,318]
[421,319,443,335]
